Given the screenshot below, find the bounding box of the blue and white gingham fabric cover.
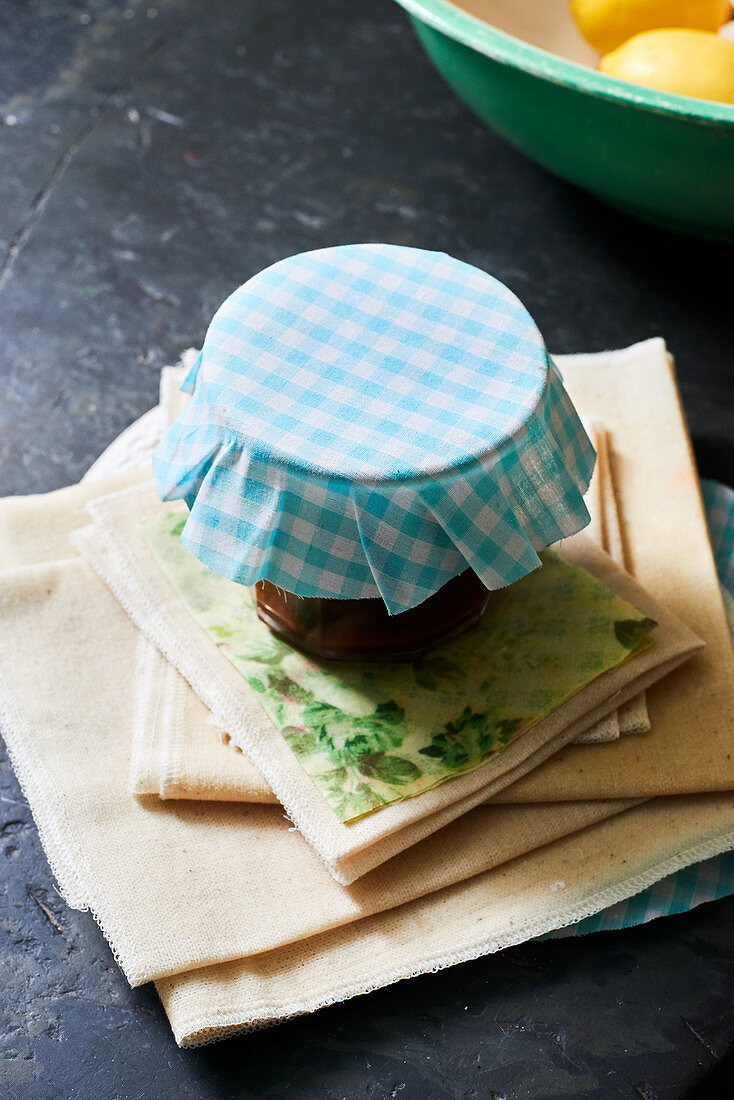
[153,245,595,613]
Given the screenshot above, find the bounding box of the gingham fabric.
[550,478,734,937]
[702,478,734,596]
[153,245,595,614]
[547,852,734,937]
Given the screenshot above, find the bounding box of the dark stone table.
[1,2,732,1096]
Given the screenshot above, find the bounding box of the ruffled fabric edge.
[180,350,203,394]
[153,357,594,615]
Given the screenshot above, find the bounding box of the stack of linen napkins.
[1,338,733,1046]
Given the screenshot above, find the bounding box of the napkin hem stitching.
[0,662,147,985]
[165,820,734,1047]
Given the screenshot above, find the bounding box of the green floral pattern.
[141,508,656,823]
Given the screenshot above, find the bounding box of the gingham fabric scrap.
[702,478,734,596]
[153,244,595,613]
[547,852,734,937]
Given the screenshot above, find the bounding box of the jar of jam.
[153,245,595,662]
[254,570,490,661]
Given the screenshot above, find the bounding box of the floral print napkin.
[140,510,655,823]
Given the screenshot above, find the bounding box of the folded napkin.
[551,479,734,937]
[74,484,696,883]
[1,340,733,1049]
[157,792,734,1046]
[156,792,734,1047]
[492,340,734,803]
[575,421,650,743]
[131,635,276,803]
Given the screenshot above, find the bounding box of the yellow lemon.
[599,28,734,104]
[569,0,731,55]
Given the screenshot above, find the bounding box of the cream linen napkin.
[570,423,618,746]
[131,636,276,803]
[74,485,699,884]
[493,339,734,803]
[157,791,734,1046]
[0,468,147,568]
[0,499,639,982]
[593,421,650,738]
[574,421,649,744]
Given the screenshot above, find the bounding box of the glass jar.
[154,245,595,664]
[255,570,490,661]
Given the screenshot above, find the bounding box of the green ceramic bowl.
[394,0,734,239]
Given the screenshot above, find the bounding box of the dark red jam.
[255,570,490,661]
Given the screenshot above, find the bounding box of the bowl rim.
[394,0,734,124]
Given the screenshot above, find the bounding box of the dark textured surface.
[0,1,733,1096]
